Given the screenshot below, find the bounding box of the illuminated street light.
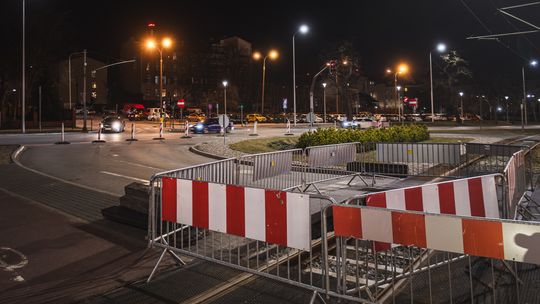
[521,59,538,128]
[459,91,464,122]
[222,80,228,118]
[430,42,448,122]
[254,49,279,114]
[292,24,309,126]
[322,82,327,122]
[388,63,409,122]
[145,36,174,118]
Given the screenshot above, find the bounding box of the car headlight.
[112,121,122,131]
[195,124,204,130]
[342,121,351,127]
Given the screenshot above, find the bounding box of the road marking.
[114,159,165,170]
[12,146,120,197]
[99,171,149,184]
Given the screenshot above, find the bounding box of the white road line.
[99,171,149,184]
[12,146,121,197]
[114,159,165,170]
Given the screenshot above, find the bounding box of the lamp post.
[253,50,278,115]
[430,43,447,122]
[222,80,228,117]
[292,24,309,126]
[309,63,330,130]
[459,91,464,123]
[22,0,25,133]
[387,64,408,122]
[145,37,173,120]
[322,82,327,123]
[522,59,538,129]
[505,96,510,122]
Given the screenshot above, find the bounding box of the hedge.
[296,124,429,148]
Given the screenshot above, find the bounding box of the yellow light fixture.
[269,50,279,60]
[162,37,173,48]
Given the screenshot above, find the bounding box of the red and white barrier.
[366,174,500,218]
[364,174,500,251]
[332,205,540,264]
[161,178,311,251]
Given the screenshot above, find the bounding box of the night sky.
[2,0,539,87]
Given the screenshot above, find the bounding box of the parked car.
[190,117,232,134]
[355,117,376,129]
[127,109,146,121]
[187,113,205,122]
[329,114,347,122]
[146,108,169,121]
[100,116,125,133]
[102,107,117,116]
[246,113,267,123]
[122,103,144,115]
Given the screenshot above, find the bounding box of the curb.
[189,145,228,160]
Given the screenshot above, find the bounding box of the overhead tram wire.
[460,0,530,61]
[491,0,540,54]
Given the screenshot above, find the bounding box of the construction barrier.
[145,142,537,303]
[505,149,527,218]
[329,205,540,264]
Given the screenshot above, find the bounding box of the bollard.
[126,123,138,141]
[92,124,106,143]
[249,121,259,136]
[181,121,192,138]
[153,122,165,140]
[55,122,70,144]
[284,119,293,136]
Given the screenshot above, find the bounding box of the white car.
[355,118,376,129]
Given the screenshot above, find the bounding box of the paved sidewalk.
[0,163,118,222]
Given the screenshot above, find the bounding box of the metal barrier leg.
[308,290,327,304]
[147,247,186,283]
[147,248,168,283]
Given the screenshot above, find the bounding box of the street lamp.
[145,36,173,119]
[430,42,447,122]
[522,59,538,128]
[322,82,327,123]
[293,24,309,126]
[253,50,278,114]
[22,0,26,133]
[505,96,510,122]
[222,80,228,117]
[309,62,330,130]
[387,63,409,122]
[459,91,464,122]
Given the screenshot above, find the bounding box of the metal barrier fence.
[147,175,348,302]
[322,203,540,303]
[145,141,535,303]
[505,150,527,219]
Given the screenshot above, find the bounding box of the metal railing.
[145,140,536,303]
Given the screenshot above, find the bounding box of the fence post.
[181,121,192,138]
[153,122,165,140]
[285,119,293,136]
[54,122,70,144]
[92,124,106,143]
[250,121,259,136]
[126,123,138,141]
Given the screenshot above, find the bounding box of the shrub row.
[296,124,430,148]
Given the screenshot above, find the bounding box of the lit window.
[91,92,97,98]
[154,76,159,84]
[92,83,97,89]
[146,63,150,71]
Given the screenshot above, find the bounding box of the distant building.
[117,31,255,112]
[58,56,108,109]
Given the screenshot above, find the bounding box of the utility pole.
[82,49,88,132]
[38,86,42,132]
[22,0,26,133]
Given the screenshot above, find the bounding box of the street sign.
[218,114,230,128]
[177,99,185,108]
[283,98,288,110]
[404,97,418,106]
